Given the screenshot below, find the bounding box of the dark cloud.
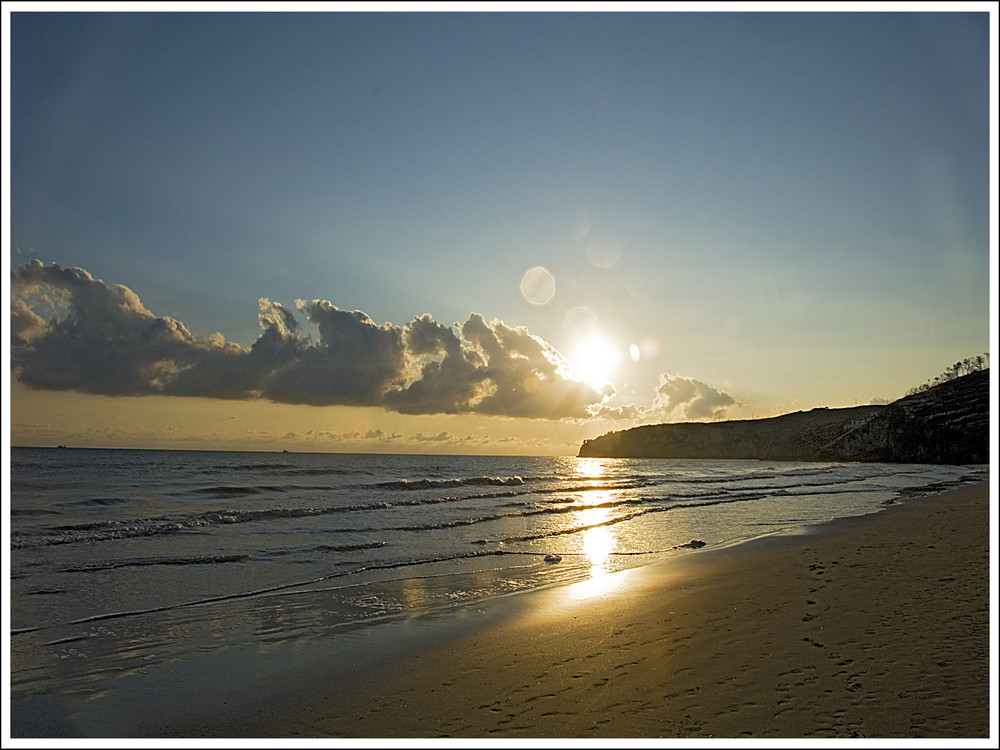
[11,261,611,420]
[649,373,738,421]
[10,298,46,346]
[262,299,408,407]
[12,260,216,396]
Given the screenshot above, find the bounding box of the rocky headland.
[579,369,990,464]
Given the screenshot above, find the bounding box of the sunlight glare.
[570,333,622,386]
[575,457,608,479]
[582,509,614,570]
[569,506,619,600]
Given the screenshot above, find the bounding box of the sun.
[570,333,622,386]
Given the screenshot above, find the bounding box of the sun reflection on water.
[570,492,619,598]
[575,457,609,479]
[581,507,613,571]
[562,457,630,598]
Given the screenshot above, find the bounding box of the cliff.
[819,368,990,464]
[579,369,990,465]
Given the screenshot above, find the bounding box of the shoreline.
[10,478,995,741]
[187,479,993,739]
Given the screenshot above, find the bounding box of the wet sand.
[254,479,994,740]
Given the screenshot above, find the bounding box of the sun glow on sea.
[575,457,609,479]
[567,484,621,599]
[582,507,614,571]
[570,528,620,599]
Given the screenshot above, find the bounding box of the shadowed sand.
[226,479,992,740]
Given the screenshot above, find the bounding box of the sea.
[8,446,986,727]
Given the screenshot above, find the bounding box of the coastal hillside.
[820,368,990,464]
[579,369,990,464]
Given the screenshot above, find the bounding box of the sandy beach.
[191,479,994,740]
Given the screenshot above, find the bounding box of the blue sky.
[6,6,996,454]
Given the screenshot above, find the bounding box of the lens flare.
[519,266,555,305]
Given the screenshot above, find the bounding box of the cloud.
[411,431,454,442]
[10,298,47,346]
[364,429,402,442]
[332,429,405,443]
[11,261,220,396]
[587,403,641,421]
[11,261,611,420]
[648,373,738,422]
[262,299,408,407]
[387,313,612,419]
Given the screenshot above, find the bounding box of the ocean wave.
[11,491,511,548]
[10,507,63,517]
[312,541,388,554]
[202,462,300,472]
[650,464,845,486]
[7,482,771,549]
[192,485,263,496]
[55,496,138,508]
[10,467,929,550]
[371,475,527,491]
[194,463,373,478]
[255,541,389,559]
[59,553,249,572]
[499,491,781,545]
[187,483,349,496]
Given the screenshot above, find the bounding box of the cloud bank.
[11,261,611,420]
[649,373,739,422]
